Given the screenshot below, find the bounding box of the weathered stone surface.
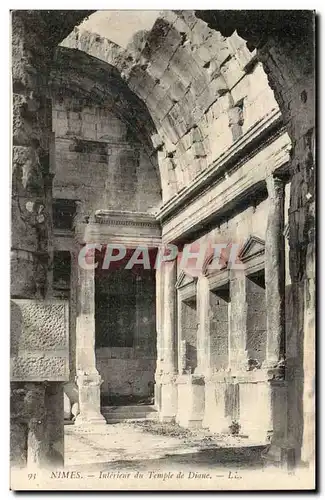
[11,356,68,381]
[11,300,68,351]
[11,381,64,468]
[10,299,69,381]
[52,92,161,214]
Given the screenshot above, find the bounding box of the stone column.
[11,12,63,468]
[75,246,105,425]
[263,175,290,465]
[11,12,54,299]
[26,384,48,467]
[154,265,164,411]
[159,260,178,422]
[265,175,285,365]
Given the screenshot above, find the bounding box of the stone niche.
[180,297,198,373]
[245,270,267,366]
[202,272,231,433]
[176,271,198,374]
[176,271,205,428]
[10,299,69,382]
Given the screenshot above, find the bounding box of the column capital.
[266,174,285,200]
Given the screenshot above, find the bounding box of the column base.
[262,443,296,470]
[203,378,229,433]
[75,370,106,426]
[176,374,205,429]
[74,413,106,426]
[239,379,271,442]
[158,374,178,422]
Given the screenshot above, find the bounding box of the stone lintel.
[205,367,279,384]
[94,209,159,225]
[74,211,162,246]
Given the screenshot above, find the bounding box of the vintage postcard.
[10,9,316,491]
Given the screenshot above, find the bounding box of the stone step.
[101,405,158,423]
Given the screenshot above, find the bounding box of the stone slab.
[10,299,69,381]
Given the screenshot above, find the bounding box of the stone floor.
[11,421,312,490]
[64,420,267,467]
[57,421,314,490]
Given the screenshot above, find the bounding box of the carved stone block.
[10,299,69,381]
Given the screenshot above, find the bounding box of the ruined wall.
[52,95,161,214]
[258,32,315,467]
[11,11,72,468]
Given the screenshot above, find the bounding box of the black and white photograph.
[9,8,316,491]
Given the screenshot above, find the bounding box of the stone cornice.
[156,109,284,224]
[161,131,291,244]
[94,210,159,228]
[74,210,161,247]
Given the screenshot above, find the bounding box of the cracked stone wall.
[259,34,315,467]
[11,9,93,469]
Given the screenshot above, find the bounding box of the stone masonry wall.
[245,275,267,364]
[209,291,229,370]
[52,95,161,214]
